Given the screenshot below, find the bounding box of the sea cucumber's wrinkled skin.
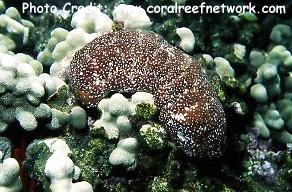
[69,30,226,159]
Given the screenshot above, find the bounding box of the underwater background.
[0,0,291,191]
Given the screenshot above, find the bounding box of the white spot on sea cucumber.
[177,131,187,144]
[177,131,194,157]
[171,113,186,121]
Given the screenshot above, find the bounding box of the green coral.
[139,124,167,151]
[135,102,157,120]
[108,183,128,192]
[65,134,115,191]
[148,177,170,192]
[46,84,71,111]
[254,63,281,98]
[249,43,292,144]
[270,24,291,47]
[68,106,87,130]
[0,137,11,160]
[205,58,248,115]
[253,113,270,139]
[24,137,93,192]
[151,18,181,46]
[28,13,72,55]
[250,84,268,103]
[207,71,226,102]
[24,141,52,191]
[252,102,292,144]
[277,98,292,132]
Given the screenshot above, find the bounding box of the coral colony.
[0,1,291,192]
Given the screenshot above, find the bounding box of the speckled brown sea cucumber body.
[69,30,226,159]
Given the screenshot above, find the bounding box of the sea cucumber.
[69,30,226,159]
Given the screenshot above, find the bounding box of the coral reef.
[37,28,98,79]
[0,50,86,132]
[109,137,138,170]
[45,152,93,192]
[112,4,152,29]
[0,1,34,51]
[68,106,87,130]
[25,138,93,192]
[0,137,21,192]
[37,3,153,80]
[211,56,235,78]
[0,137,11,160]
[139,123,167,151]
[44,139,93,192]
[176,27,195,52]
[91,92,155,139]
[65,134,114,191]
[92,92,160,169]
[0,157,22,192]
[0,51,48,131]
[0,1,291,192]
[91,93,135,140]
[70,6,113,33]
[270,24,292,50]
[248,45,292,144]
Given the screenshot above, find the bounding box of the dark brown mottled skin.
[69,30,226,159]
